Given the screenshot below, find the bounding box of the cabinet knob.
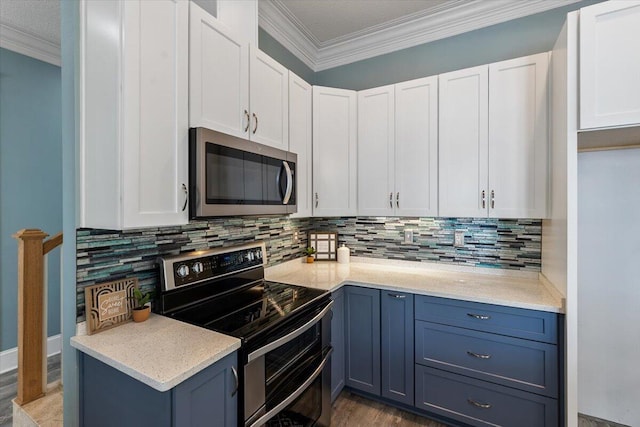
[481,190,486,209]
[491,190,495,209]
[389,193,393,208]
[396,192,399,209]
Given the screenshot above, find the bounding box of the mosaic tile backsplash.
[76,216,541,320]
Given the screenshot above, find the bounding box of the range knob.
[176,264,190,278]
[256,250,262,260]
[247,252,255,261]
[192,261,204,274]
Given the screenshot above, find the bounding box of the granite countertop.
[266,258,564,313]
[70,314,241,392]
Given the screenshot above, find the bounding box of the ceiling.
[0,0,581,70]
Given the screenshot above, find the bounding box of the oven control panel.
[159,242,266,291]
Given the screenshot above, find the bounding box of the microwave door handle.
[247,300,333,362]
[276,162,285,200]
[282,161,293,205]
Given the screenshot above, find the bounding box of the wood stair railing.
[12,229,63,405]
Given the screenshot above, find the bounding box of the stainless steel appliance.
[189,128,297,218]
[157,242,332,427]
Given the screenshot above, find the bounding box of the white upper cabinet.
[357,77,438,217]
[313,86,358,217]
[189,4,289,150]
[81,0,189,229]
[358,85,395,216]
[249,46,289,151]
[439,65,489,218]
[489,53,549,219]
[395,76,439,217]
[580,0,640,129]
[190,3,249,138]
[289,72,312,218]
[439,53,549,219]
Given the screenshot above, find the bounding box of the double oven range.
[157,242,332,427]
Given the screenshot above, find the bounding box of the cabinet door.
[358,85,395,216]
[488,53,549,219]
[330,288,345,402]
[381,291,414,406]
[289,71,313,218]
[249,46,289,150]
[189,3,249,138]
[312,86,358,216]
[395,76,439,217]
[580,1,640,129]
[344,286,381,395]
[122,0,189,228]
[173,352,238,427]
[439,65,489,218]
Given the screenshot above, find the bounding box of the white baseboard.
[0,334,61,374]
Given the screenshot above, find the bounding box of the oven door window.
[265,351,325,427]
[265,323,321,386]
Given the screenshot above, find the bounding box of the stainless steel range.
[157,242,332,427]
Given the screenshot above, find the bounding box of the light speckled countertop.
[266,258,564,313]
[70,314,240,392]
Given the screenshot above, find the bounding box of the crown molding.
[259,0,582,72]
[0,21,60,66]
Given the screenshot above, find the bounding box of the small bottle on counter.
[337,243,350,264]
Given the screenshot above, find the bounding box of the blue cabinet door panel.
[344,286,381,394]
[415,365,558,427]
[415,321,558,397]
[173,351,238,427]
[414,295,558,343]
[381,291,414,406]
[331,287,346,402]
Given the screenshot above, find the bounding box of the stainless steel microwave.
[189,128,297,217]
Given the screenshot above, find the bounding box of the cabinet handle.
[231,366,239,397]
[467,313,491,320]
[181,183,188,212]
[252,113,258,134]
[467,351,491,360]
[396,192,399,208]
[481,190,486,209]
[243,110,250,132]
[388,293,406,299]
[491,190,495,209]
[315,193,319,208]
[389,192,393,208]
[467,398,491,409]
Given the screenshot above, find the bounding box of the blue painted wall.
[259,28,315,84]
[0,48,62,352]
[309,0,603,90]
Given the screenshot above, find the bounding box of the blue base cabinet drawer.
[415,321,558,397]
[415,365,558,427]
[415,295,558,343]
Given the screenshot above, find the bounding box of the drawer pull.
[467,313,491,320]
[468,398,492,409]
[467,351,491,360]
[388,293,406,299]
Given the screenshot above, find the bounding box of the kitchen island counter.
[266,258,564,313]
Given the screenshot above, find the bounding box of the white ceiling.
[0,0,582,70]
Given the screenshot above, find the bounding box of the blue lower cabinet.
[415,365,558,427]
[381,290,414,406]
[344,286,381,395]
[173,352,238,427]
[80,352,238,427]
[415,321,558,397]
[330,287,345,402]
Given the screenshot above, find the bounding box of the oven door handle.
[248,348,333,427]
[247,300,333,363]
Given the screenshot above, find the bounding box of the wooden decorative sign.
[308,232,338,261]
[84,278,139,335]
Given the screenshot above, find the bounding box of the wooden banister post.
[13,228,49,405]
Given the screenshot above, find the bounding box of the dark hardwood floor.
[0,353,61,427]
[332,390,447,427]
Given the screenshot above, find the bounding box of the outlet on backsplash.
[403,229,414,244]
[454,230,465,247]
[293,231,299,244]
